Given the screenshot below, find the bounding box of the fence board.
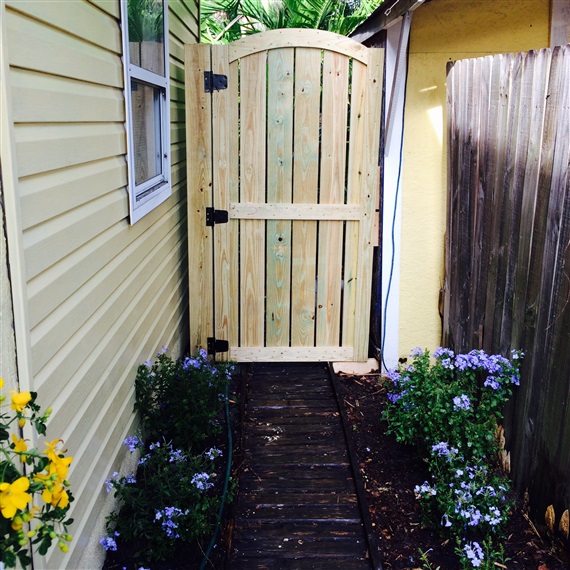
[266,48,294,347]
[445,44,570,546]
[291,48,321,347]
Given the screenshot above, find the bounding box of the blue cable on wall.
[381,35,410,373]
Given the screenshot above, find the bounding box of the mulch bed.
[335,371,570,570]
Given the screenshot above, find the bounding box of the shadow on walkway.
[229,362,376,570]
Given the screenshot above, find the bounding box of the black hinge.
[205,207,229,227]
[204,71,228,93]
[207,337,229,356]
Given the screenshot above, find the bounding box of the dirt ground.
[336,372,569,570]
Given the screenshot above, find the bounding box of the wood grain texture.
[201,35,383,362]
[266,48,294,347]
[212,44,233,359]
[353,48,383,360]
[445,46,570,544]
[239,52,267,347]
[291,49,323,347]
[229,28,369,64]
[316,51,349,347]
[186,44,214,352]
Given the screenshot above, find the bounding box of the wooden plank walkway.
[229,362,374,569]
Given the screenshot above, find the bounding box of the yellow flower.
[0,477,32,519]
[11,434,28,458]
[10,392,31,413]
[41,484,69,509]
[0,378,4,389]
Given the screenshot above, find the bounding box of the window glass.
[127,0,165,76]
[131,80,163,186]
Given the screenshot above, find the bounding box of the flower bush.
[102,348,235,567]
[0,379,74,568]
[134,348,231,451]
[383,347,522,569]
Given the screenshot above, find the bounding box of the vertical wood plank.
[511,49,550,347]
[482,54,512,353]
[211,44,232,360]
[228,60,240,353]
[316,51,349,347]
[186,43,213,353]
[240,52,266,347]
[265,48,293,347]
[291,48,321,347]
[471,56,493,348]
[353,48,383,361]
[496,52,525,354]
[342,59,366,349]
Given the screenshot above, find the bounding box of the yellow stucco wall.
[398,0,551,356]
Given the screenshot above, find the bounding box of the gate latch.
[206,207,229,227]
[207,337,229,356]
[204,71,228,93]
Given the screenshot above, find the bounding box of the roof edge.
[351,0,427,43]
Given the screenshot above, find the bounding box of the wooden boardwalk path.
[229,362,375,570]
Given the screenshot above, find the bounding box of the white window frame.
[121,0,171,224]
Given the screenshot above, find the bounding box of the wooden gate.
[186,29,383,362]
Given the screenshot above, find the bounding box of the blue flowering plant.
[101,348,235,567]
[102,436,224,563]
[383,347,522,569]
[134,348,234,452]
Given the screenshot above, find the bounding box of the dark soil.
[335,371,570,570]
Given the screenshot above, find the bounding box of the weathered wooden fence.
[444,44,570,545]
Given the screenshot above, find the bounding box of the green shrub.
[134,348,232,452]
[101,348,234,567]
[383,347,522,569]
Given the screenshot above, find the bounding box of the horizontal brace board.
[230,346,353,362]
[230,203,364,220]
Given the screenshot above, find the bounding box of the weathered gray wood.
[446,45,570,546]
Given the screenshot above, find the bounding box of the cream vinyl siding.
[1,0,198,567]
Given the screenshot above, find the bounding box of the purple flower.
[205,447,222,461]
[387,392,401,403]
[453,394,471,411]
[104,472,119,493]
[169,449,186,463]
[414,481,437,496]
[433,347,455,360]
[483,376,500,390]
[463,541,484,567]
[100,535,118,551]
[183,357,201,370]
[124,435,141,452]
[155,506,189,539]
[191,472,213,491]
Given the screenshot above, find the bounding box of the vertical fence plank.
[266,48,294,347]
[353,48,383,360]
[472,56,493,348]
[212,44,232,360]
[342,59,366,350]
[186,44,213,353]
[239,52,267,347]
[497,52,526,355]
[291,47,321,347]
[316,51,349,347]
[482,54,512,353]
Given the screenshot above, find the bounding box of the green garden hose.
[199,378,233,570]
